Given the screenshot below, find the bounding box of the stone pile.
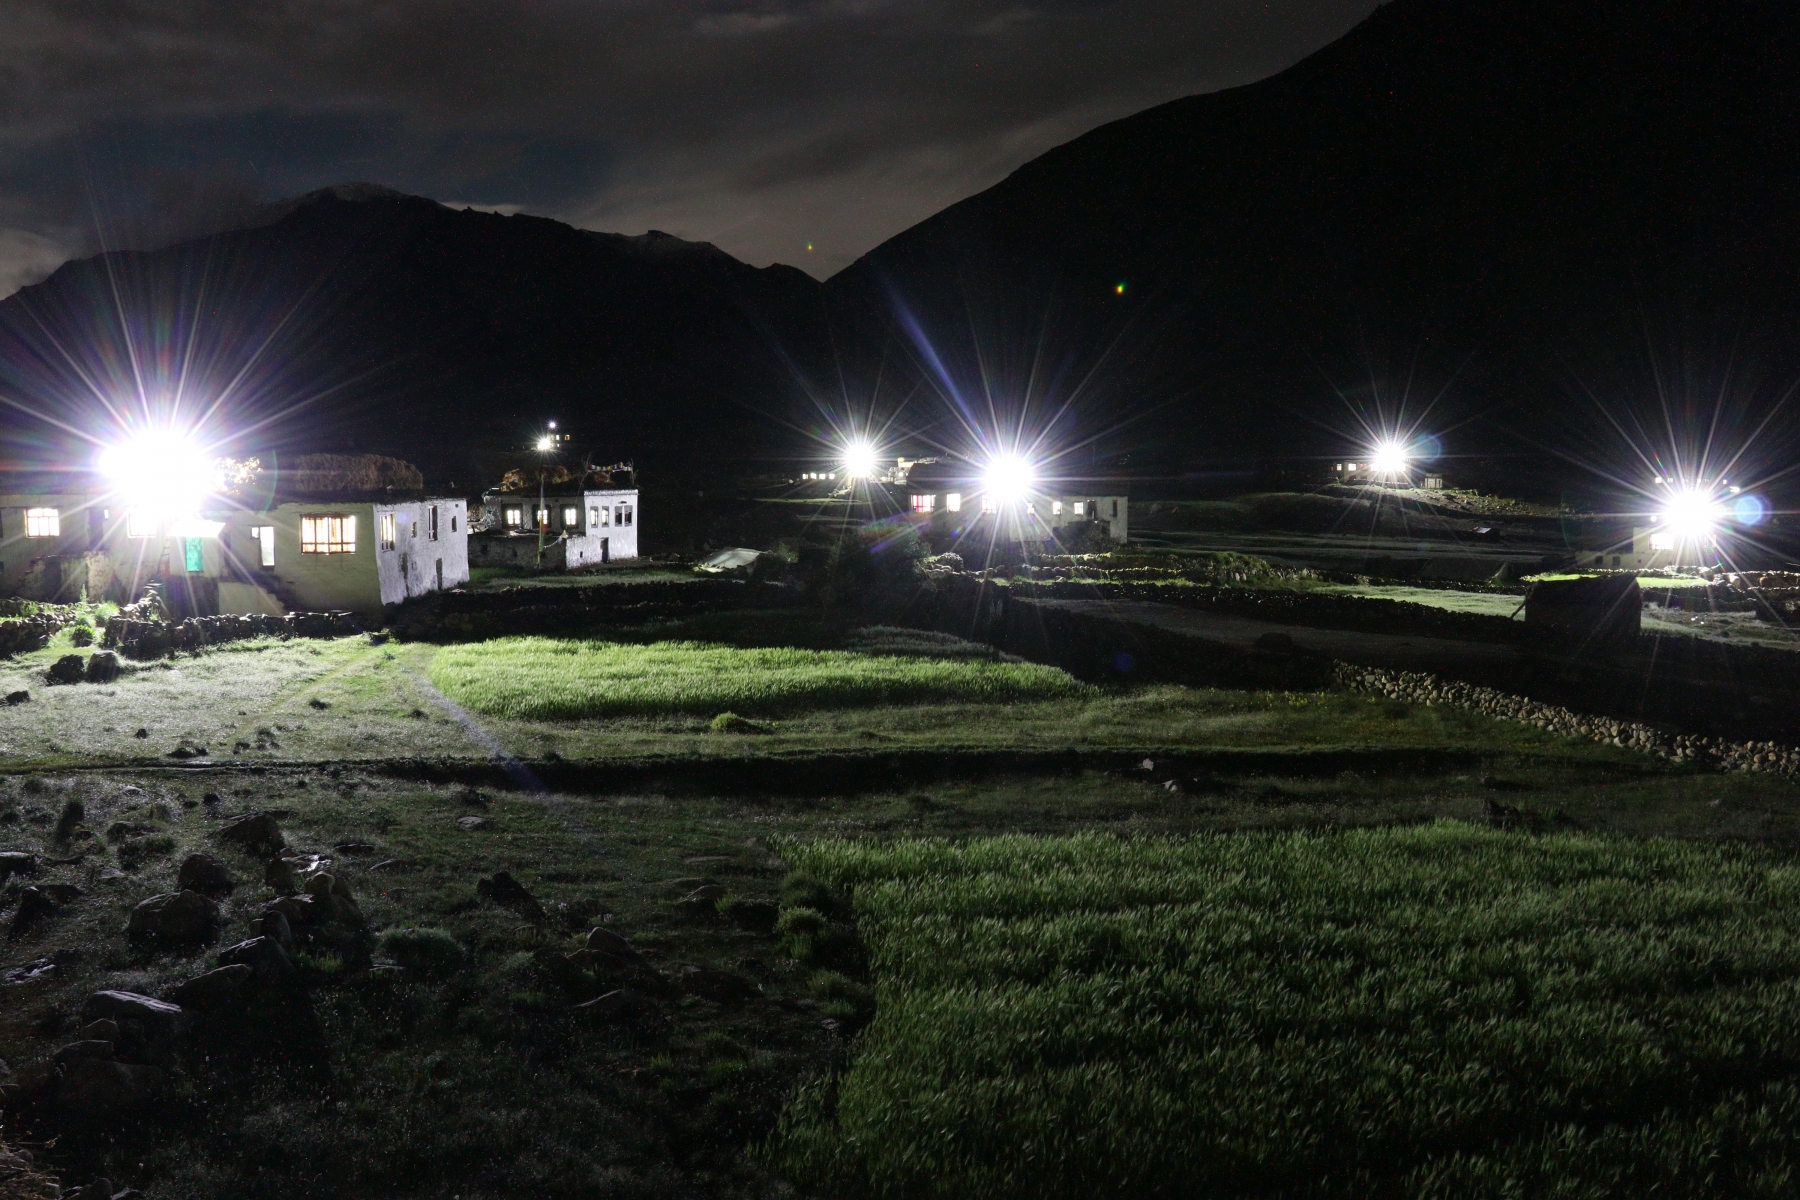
[0,614,67,658]
[1333,663,1800,778]
[0,992,184,1118]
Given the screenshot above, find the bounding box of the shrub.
[809,970,875,1027]
[379,927,466,976]
[117,834,176,869]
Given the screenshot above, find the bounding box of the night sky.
[0,0,1380,296]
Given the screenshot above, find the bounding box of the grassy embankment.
[773,826,1800,1198]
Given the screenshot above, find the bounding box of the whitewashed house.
[472,486,639,569]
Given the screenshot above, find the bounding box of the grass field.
[773,826,1800,1198]
[428,636,1092,720]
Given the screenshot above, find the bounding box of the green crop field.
[773,826,1800,1198]
[429,636,1092,720]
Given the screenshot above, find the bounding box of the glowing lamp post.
[982,452,1035,507]
[1657,486,1725,549]
[842,440,878,481]
[534,427,557,564]
[99,430,213,529]
[1369,440,1409,482]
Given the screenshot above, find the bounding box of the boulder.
[0,851,40,885]
[84,651,121,683]
[217,812,284,857]
[79,992,187,1042]
[52,1040,116,1064]
[215,936,294,980]
[3,690,28,705]
[250,908,293,946]
[456,815,495,831]
[585,927,644,962]
[0,1057,57,1105]
[165,964,255,1010]
[176,853,234,896]
[303,870,354,900]
[8,885,63,937]
[46,654,85,685]
[125,890,219,944]
[74,1019,120,1043]
[476,871,547,924]
[264,857,300,894]
[56,1057,166,1115]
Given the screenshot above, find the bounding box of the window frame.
[250,525,276,568]
[126,510,158,539]
[503,506,523,529]
[561,505,579,529]
[300,514,357,554]
[380,511,397,551]
[910,494,935,513]
[24,508,59,538]
[945,493,961,513]
[428,505,439,542]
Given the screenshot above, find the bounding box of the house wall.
[0,494,108,599]
[474,487,639,570]
[906,493,1129,543]
[373,499,470,604]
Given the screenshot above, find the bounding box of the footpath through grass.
[773,826,1800,1198]
[429,636,1090,720]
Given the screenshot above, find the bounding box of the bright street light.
[982,452,1034,504]
[535,434,556,452]
[98,429,212,519]
[1369,440,1408,478]
[1659,486,1726,542]
[842,440,878,479]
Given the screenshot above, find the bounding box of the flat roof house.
[472,486,639,569]
[0,457,470,621]
[898,461,1129,543]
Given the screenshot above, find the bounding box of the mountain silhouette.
[824,0,1800,486]
[0,187,832,486]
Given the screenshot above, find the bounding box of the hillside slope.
[0,187,832,485]
[825,0,1800,477]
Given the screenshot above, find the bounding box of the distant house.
[897,462,1129,543]
[471,486,639,569]
[0,458,470,620]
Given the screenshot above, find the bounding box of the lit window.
[1072,501,1085,517]
[126,510,157,538]
[1052,500,1063,516]
[1347,463,1358,472]
[982,496,998,514]
[428,506,439,541]
[1650,533,1675,551]
[599,506,611,527]
[589,506,599,527]
[535,507,550,529]
[380,512,396,551]
[300,514,356,554]
[910,494,935,513]
[183,537,205,573]
[25,508,58,538]
[251,526,276,567]
[562,506,579,528]
[945,493,961,512]
[504,506,523,529]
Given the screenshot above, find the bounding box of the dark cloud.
[0,0,1381,292]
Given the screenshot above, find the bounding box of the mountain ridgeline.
[3,0,1799,490]
[0,188,834,485]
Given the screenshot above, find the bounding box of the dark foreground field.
[2,593,1799,1198]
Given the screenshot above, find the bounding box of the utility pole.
[534,423,558,567]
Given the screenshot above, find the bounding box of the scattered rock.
[456,815,494,831]
[74,1019,119,1042]
[332,842,378,855]
[0,851,40,886]
[79,991,187,1042]
[104,821,152,843]
[46,655,85,685]
[52,1040,115,1064]
[176,853,234,897]
[165,964,255,1010]
[681,967,763,1004]
[56,1056,167,1115]
[4,690,28,705]
[125,890,219,945]
[368,858,408,873]
[456,787,488,808]
[8,886,65,938]
[132,727,148,738]
[307,698,330,710]
[84,651,121,683]
[585,926,644,962]
[165,742,209,760]
[51,800,85,844]
[249,908,292,947]
[217,812,284,857]
[476,871,547,924]
[202,792,221,806]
